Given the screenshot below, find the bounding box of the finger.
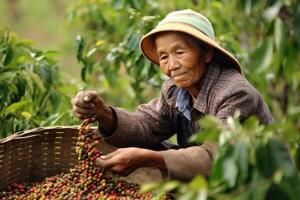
[95,157,115,170]
[100,150,120,160]
[84,92,105,108]
[73,98,95,109]
[75,91,109,120]
[83,95,91,102]
[95,158,106,168]
[73,106,95,116]
[81,91,99,103]
[111,166,131,176]
[75,113,85,120]
[73,91,97,107]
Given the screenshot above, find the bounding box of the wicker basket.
[0,126,163,191]
[0,126,83,191]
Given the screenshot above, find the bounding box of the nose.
[168,54,180,71]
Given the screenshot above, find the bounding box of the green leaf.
[16,78,26,97]
[131,0,142,10]
[113,0,125,10]
[239,0,252,16]
[21,111,32,119]
[274,18,286,58]
[295,147,300,170]
[190,129,220,144]
[189,175,207,189]
[262,1,282,21]
[210,145,233,190]
[268,139,295,176]
[44,50,61,58]
[22,70,34,92]
[251,37,273,70]
[0,71,15,81]
[16,39,34,47]
[86,48,97,58]
[276,175,300,199]
[235,140,249,183]
[0,117,14,138]
[127,32,140,51]
[256,139,295,178]
[244,115,258,127]
[28,71,45,92]
[40,113,60,126]
[223,157,238,188]
[81,65,87,82]
[179,192,195,200]
[199,115,221,129]
[245,180,271,200]
[76,35,84,62]
[139,182,160,193]
[4,46,14,65]
[293,4,300,45]
[161,181,179,192]
[49,112,67,125]
[3,100,29,114]
[256,142,274,178]
[38,65,52,86]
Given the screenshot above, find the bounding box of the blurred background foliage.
[1,0,300,199]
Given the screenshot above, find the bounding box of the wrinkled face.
[154,32,210,89]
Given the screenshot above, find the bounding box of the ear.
[204,46,214,63]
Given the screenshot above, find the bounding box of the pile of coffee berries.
[0,118,172,199]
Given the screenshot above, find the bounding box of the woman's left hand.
[95,147,166,176]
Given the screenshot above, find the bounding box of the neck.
[187,86,199,100]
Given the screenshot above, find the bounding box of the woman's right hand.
[71,91,102,120]
[71,91,116,131]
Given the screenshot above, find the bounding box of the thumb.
[83,91,99,103]
[101,150,118,160]
[95,157,106,168]
[85,92,105,109]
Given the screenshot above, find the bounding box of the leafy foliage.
[141,115,300,200]
[0,29,79,138]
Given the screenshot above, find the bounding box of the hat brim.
[140,22,242,74]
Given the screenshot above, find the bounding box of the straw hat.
[140,9,241,74]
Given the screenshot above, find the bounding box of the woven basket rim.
[0,126,83,143]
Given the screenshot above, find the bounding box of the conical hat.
[140,9,241,74]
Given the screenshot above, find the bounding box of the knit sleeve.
[99,80,177,148]
[159,141,218,182]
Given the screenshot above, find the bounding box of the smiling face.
[154,31,213,95]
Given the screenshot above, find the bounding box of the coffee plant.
[141,115,300,200]
[0,29,79,138]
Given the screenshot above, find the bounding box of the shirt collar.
[175,88,192,121]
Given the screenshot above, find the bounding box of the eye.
[176,50,185,55]
[159,54,168,61]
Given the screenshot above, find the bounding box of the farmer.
[71,9,273,182]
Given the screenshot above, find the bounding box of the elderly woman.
[72,9,273,182]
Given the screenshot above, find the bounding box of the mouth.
[171,70,186,79]
[171,72,187,81]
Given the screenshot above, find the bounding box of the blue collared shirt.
[175,88,192,121]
